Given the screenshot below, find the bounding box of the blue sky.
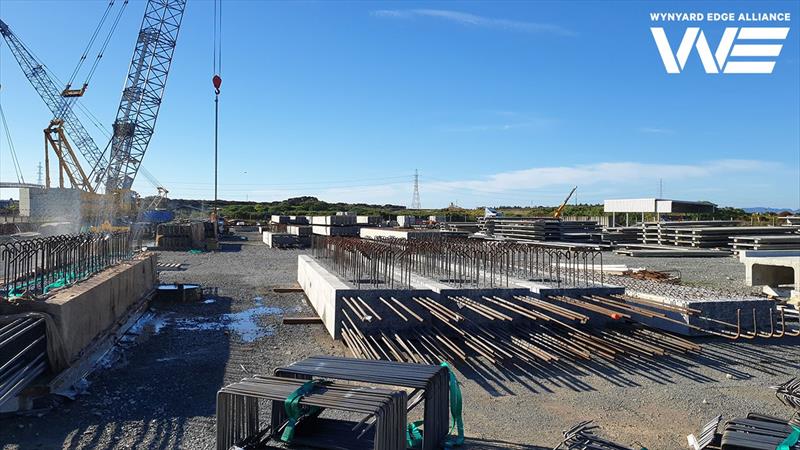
[1,0,798,209]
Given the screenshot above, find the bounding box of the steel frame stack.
[216,375,407,450]
[273,356,450,450]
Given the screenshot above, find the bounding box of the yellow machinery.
[43,119,95,193]
[553,186,578,219]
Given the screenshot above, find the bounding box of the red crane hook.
[212,74,222,95]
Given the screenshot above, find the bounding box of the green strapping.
[404,362,465,449]
[778,425,800,450]
[441,362,465,448]
[406,420,424,448]
[280,380,323,443]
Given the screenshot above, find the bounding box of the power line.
[0,98,25,183]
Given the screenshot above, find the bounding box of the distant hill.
[742,207,799,214]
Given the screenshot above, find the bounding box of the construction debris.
[555,420,643,450]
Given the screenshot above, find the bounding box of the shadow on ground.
[454,335,800,397]
[3,296,237,450]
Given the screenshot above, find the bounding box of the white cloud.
[640,127,675,134]
[371,9,576,36]
[155,159,791,209]
[424,160,779,197]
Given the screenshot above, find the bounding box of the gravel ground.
[2,235,798,450]
[602,252,761,295]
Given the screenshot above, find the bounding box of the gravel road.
[1,234,798,450]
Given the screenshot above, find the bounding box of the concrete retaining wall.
[0,254,157,364]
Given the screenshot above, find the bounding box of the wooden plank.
[273,286,304,293]
[282,316,323,325]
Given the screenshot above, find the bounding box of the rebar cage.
[311,236,604,289]
[1,232,131,299]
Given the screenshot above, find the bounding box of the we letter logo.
[651,27,790,74]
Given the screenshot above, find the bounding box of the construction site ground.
[1,231,798,450]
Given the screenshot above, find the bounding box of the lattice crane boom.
[103,0,186,192]
[0,19,108,183]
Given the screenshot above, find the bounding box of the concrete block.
[356,216,381,225]
[0,255,157,364]
[312,225,359,236]
[396,216,417,228]
[263,232,299,248]
[289,216,309,225]
[311,215,357,226]
[740,250,800,292]
[271,215,290,224]
[287,225,312,236]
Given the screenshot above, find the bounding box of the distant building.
[603,198,716,225]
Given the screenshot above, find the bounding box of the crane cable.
[65,0,116,88]
[0,90,26,184]
[212,0,223,217]
[63,0,129,97]
[83,0,129,88]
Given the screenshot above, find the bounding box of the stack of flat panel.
[561,220,602,244]
[668,226,797,249]
[478,217,562,241]
[784,216,800,227]
[216,375,407,450]
[732,235,800,251]
[273,356,449,450]
[601,227,642,245]
[441,222,480,233]
[639,220,743,246]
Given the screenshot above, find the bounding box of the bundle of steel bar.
[720,413,800,449]
[0,316,47,408]
[273,356,449,450]
[773,377,800,427]
[687,415,723,450]
[1,232,131,299]
[216,375,407,450]
[339,292,701,367]
[555,420,640,450]
[312,236,604,289]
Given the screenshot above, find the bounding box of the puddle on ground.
[128,311,169,337]
[173,306,282,342]
[127,303,293,343]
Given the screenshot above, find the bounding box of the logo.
[651,27,789,74]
